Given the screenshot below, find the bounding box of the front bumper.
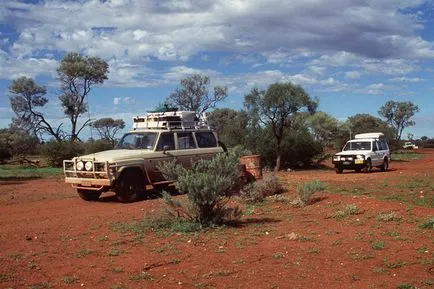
[332,156,367,169]
[63,160,114,190]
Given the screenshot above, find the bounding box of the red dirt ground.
[1,150,433,289]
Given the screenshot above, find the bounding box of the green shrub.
[292,180,326,206]
[84,139,113,154]
[158,153,242,227]
[419,216,434,230]
[40,140,85,167]
[240,175,284,204]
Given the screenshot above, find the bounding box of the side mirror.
[163,145,170,154]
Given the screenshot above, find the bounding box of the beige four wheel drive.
[63,111,224,202]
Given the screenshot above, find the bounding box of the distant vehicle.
[332,132,390,174]
[402,142,418,150]
[63,110,225,203]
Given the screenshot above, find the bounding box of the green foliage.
[378,100,419,141]
[84,139,114,154]
[240,175,284,204]
[419,216,434,230]
[293,180,326,206]
[252,126,322,169]
[0,128,40,162]
[333,204,360,219]
[0,166,62,180]
[90,118,125,145]
[0,129,12,162]
[8,76,63,141]
[165,74,228,114]
[244,82,317,171]
[57,52,109,141]
[158,153,242,227]
[307,111,340,146]
[40,140,85,167]
[208,108,248,147]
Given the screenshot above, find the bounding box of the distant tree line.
[1,53,424,168]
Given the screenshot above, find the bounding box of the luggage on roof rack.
[133,110,206,130]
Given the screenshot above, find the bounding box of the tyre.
[77,189,101,201]
[380,158,388,172]
[335,166,343,174]
[363,159,372,173]
[115,170,144,203]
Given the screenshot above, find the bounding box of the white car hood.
[335,150,368,156]
[73,149,153,163]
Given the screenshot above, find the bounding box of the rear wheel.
[115,170,144,203]
[380,158,389,172]
[77,189,101,201]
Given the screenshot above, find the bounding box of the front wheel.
[77,189,102,201]
[380,158,389,172]
[115,170,144,203]
[364,159,372,173]
[335,166,343,174]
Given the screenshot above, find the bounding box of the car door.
[174,132,197,168]
[146,132,176,183]
[372,140,382,166]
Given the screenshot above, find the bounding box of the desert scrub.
[333,204,360,219]
[419,216,434,229]
[377,211,402,222]
[158,153,242,227]
[240,174,284,204]
[292,180,327,207]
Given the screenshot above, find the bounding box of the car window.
[116,132,157,149]
[195,132,217,148]
[177,132,196,149]
[343,141,371,151]
[156,133,175,151]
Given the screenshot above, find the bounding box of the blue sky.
[1,0,433,139]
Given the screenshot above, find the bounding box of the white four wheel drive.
[332,132,391,174]
[63,110,224,203]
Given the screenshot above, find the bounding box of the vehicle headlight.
[356,155,364,160]
[76,161,84,171]
[347,157,353,161]
[333,156,340,161]
[85,161,93,171]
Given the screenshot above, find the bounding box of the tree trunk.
[274,154,281,172]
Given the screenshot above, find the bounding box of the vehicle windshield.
[343,141,371,151]
[116,132,158,150]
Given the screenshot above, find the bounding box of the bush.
[292,180,326,207]
[40,140,85,167]
[157,153,242,227]
[84,139,113,154]
[240,175,284,204]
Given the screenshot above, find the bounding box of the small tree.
[57,52,109,141]
[207,108,248,147]
[157,153,241,227]
[90,118,125,146]
[307,111,339,147]
[378,101,419,141]
[165,74,228,115]
[244,82,317,171]
[9,76,64,141]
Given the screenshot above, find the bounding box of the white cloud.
[365,83,396,95]
[389,76,425,82]
[345,71,361,79]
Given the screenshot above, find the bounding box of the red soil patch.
[0,150,433,289]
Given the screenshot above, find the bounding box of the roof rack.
[133,110,209,130]
[354,132,385,139]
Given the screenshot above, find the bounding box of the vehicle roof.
[128,128,214,133]
[354,132,385,139]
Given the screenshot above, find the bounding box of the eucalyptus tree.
[244,82,317,171]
